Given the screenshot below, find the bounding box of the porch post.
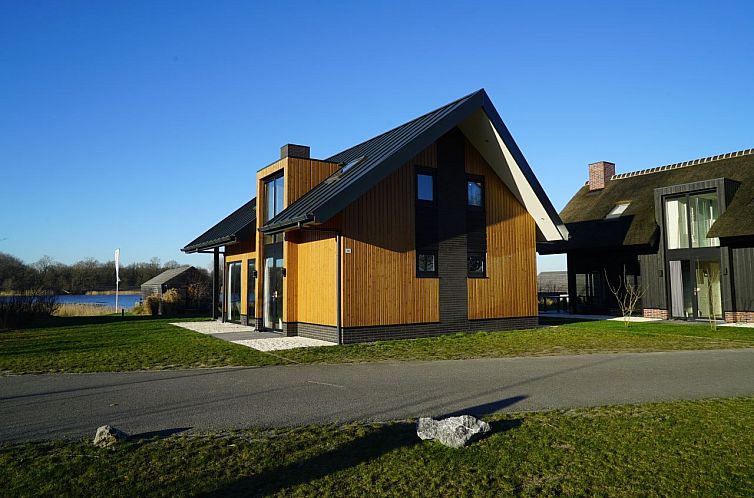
[212,247,220,320]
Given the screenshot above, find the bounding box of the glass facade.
[665,191,719,249]
[264,174,285,223]
[226,261,242,322]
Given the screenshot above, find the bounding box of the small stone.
[416,415,491,448]
[93,425,128,447]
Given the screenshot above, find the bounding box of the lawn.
[2,316,754,374]
[1,397,752,497]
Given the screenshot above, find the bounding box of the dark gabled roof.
[540,149,754,253]
[141,266,195,286]
[537,271,568,293]
[259,89,566,240]
[182,198,256,253]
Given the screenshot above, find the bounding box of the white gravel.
[232,337,337,351]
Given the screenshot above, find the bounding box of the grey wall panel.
[639,252,666,309]
[732,247,754,311]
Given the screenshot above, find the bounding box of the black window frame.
[263,171,285,223]
[415,167,437,206]
[467,251,487,278]
[467,175,485,208]
[416,250,438,278]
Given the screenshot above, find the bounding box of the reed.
[53,304,116,317]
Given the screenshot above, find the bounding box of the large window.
[247,259,256,319]
[264,173,285,222]
[665,191,719,249]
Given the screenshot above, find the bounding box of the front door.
[263,241,284,331]
[668,257,722,320]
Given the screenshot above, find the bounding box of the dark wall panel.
[639,252,667,309]
[732,247,754,311]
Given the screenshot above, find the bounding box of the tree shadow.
[201,395,526,497]
[129,427,192,442]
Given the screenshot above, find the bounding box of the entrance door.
[668,258,722,320]
[227,261,242,322]
[263,242,284,331]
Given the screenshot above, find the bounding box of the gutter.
[298,224,342,345]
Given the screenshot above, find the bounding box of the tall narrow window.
[467,175,487,277]
[264,173,285,222]
[665,196,689,250]
[415,167,439,277]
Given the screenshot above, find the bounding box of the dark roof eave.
[181,235,238,253]
[259,214,315,234]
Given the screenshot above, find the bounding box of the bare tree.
[605,266,646,327]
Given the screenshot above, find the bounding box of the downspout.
[298,224,343,344]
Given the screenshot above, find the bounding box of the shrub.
[144,293,161,316]
[0,290,59,329]
[161,288,182,315]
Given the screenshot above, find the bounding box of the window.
[665,191,719,249]
[247,259,256,317]
[264,173,285,222]
[606,202,630,219]
[417,171,435,203]
[416,251,438,277]
[468,252,486,277]
[467,179,483,207]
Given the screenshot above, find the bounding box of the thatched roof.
[541,149,754,253]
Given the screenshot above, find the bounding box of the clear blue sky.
[2,1,753,272]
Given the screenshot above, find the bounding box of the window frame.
[605,202,631,219]
[263,172,285,223]
[415,167,437,206]
[416,250,439,278]
[467,175,485,208]
[467,251,487,278]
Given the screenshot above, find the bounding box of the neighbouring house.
[182,89,567,343]
[537,271,568,294]
[140,266,205,304]
[538,149,754,323]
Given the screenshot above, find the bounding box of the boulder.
[93,425,128,447]
[416,415,491,448]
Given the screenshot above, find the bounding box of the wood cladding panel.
[286,158,342,205]
[341,144,439,327]
[465,140,537,318]
[285,230,338,326]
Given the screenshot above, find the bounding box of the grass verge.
[2,316,754,374]
[1,397,752,497]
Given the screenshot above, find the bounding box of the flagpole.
[115,248,120,314]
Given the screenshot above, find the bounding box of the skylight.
[606,202,630,219]
[341,155,365,173]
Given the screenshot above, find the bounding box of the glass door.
[263,242,284,331]
[695,260,722,320]
[226,262,242,322]
[669,260,693,319]
[247,259,256,323]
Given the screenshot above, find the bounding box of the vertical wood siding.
[286,229,338,325]
[464,140,537,318]
[341,144,440,327]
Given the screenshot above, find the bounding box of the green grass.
[0,316,279,374]
[2,397,752,497]
[2,316,754,374]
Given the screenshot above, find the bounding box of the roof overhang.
[459,105,568,242]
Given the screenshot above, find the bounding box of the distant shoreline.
[0,290,141,296]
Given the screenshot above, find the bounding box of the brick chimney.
[280,144,310,159]
[588,161,615,191]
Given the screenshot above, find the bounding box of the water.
[56,294,142,308]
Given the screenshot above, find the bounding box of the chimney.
[588,161,615,191]
[280,144,310,159]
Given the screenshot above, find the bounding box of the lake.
[56,294,143,309]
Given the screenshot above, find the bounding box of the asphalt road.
[2,349,754,442]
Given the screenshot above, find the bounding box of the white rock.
[93,425,128,447]
[416,415,491,448]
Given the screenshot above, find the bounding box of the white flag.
[115,248,121,283]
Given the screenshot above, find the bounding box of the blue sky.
[2,1,753,271]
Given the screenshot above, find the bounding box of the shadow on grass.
[130,427,192,442]
[538,316,602,326]
[202,396,526,497]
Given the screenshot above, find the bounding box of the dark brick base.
[284,316,538,344]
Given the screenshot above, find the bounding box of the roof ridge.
[611,147,754,180]
[324,89,483,162]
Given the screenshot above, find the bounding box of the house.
[537,271,568,294]
[182,89,567,343]
[140,266,205,303]
[538,149,754,323]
